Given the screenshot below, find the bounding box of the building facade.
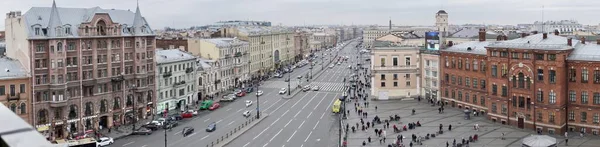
[155,49,196,114]
[0,57,31,125]
[441,29,600,135]
[370,40,421,100]
[188,38,249,93]
[5,2,157,139]
[294,31,310,61]
[362,29,390,49]
[196,58,219,99]
[156,38,188,51]
[420,50,441,101]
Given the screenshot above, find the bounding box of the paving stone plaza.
[344,99,600,147]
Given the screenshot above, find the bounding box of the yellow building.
[187,38,249,91]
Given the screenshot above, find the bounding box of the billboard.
[425,32,440,50]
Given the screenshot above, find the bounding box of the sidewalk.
[98,118,152,140]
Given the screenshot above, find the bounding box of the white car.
[186,110,198,116]
[329,65,335,68]
[348,65,352,69]
[243,110,252,117]
[279,88,287,94]
[96,137,114,146]
[245,100,253,107]
[312,86,320,91]
[256,90,263,96]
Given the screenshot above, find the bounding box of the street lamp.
[129,84,137,132]
[256,64,264,119]
[287,50,291,96]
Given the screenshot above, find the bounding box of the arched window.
[512,76,517,88]
[10,103,16,112]
[126,95,133,107]
[113,97,121,110]
[85,102,93,116]
[96,20,106,35]
[518,73,525,88]
[57,42,62,52]
[68,105,78,119]
[20,103,26,114]
[38,109,48,125]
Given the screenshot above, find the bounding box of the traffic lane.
[113,88,279,147]
[303,93,339,147]
[226,92,314,147]
[262,92,327,147]
[280,92,338,147]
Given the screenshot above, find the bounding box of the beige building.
[363,29,390,48]
[370,39,420,100]
[0,57,31,125]
[187,38,249,92]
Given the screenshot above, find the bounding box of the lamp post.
[256,64,263,119]
[130,84,137,132]
[287,50,291,96]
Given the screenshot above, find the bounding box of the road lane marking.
[253,127,269,140]
[306,112,313,118]
[188,132,197,137]
[313,95,326,110]
[227,121,235,126]
[301,93,319,109]
[204,118,210,122]
[269,129,283,142]
[284,119,293,127]
[282,109,290,116]
[294,111,302,118]
[237,109,242,113]
[320,112,325,119]
[263,99,282,111]
[263,143,269,147]
[122,141,135,146]
[217,119,223,123]
[270,117,281,126]
[226,108,232,111]
[243,142,251,147]
[286,130,297,142]
[141,145,147,147]
[304,131,313,142]
[200,135,210,140]
[325,97,336,112]
[173,131,181,135]
[298,120,305,129]
[290,94,310,108]
[313,120,320,130]
[263,100,269,104]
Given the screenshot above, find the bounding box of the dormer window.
[56,27,62,36]
[85,26,89,34]
[34,27,41,36]
[65,26,71,35]
[141,26,145,33]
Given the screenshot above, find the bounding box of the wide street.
[111,40,361,147]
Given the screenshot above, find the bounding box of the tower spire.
[47,0,63,36]
[389,17,392,31]
[132,0,145,34]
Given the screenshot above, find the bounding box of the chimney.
[567,38,572,46]
[448,41,453,47]
[543,33,548,39]
[521,33,527,38]
[554,30,559,36]
[532,31,538,34]
[597,38,600,45]
[479,28,486,42]
[503,35,508,41]
[496,35,502,41]
[581,37,586,44]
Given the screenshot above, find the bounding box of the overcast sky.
[2,0,600,30]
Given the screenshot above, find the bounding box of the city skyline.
[2,0,600,30]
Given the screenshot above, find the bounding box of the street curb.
[113,132,132,140]
[217,114,269,147]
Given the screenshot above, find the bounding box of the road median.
[210,114,269,147]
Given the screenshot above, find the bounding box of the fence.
[205,115,258,147]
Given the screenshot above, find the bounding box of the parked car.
[245,87,254,93]
[206,122,217,132]
[245,100,253,107]
[163,121,179,129]
[243,110,252,117]
[220,97,234,102]
[236,91,246,97]
[142,123,161,131]
[168,114,183,121]
[279,88,287,94]
[96,137,114,146]
[312,86,320,91]
[182,127,195,137]
[132,127,153,135]
[181,112,194,118]
[302,85,311,92]
[256,90,263,96]
[329,65,335,68]
[209,103,220,110]
[185,110,198,116]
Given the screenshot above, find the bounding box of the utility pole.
[287,50,291,95]
[131,84,137,132]
[256,64,263,119]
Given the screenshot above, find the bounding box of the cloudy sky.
[1,0,599,30]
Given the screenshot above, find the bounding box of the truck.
[199,100,214,110]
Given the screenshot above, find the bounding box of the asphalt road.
[226,41,361,147]
[110,40,360,147]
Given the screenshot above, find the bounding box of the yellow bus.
[332,99,341,113]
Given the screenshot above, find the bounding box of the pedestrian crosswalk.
[260,81,350,92]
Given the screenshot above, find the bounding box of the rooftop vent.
[543,33,548,39]
[5,68,9,72]
[581,37,586,44]
[467,47,472,51]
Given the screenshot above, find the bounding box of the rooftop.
[202,38,248,47]
[0,57,29,80]
[487,33,576,50]
[568,42,600,61]
[444,41,496,55]
[0,104,54,147]
[235,26,293,36]
[155,49,196,64]
[372,40,419,49]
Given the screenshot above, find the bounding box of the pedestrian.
[387,122,390,129]
[409,142,413,147]
[379,138,383,144]
[368,136,372,143]
[366,101,370,107]
[375,106,378,112]
[362,125,365,131]
[375,128,379,136]
[356,123,359,129]
[347,110,350,116]
[438,108,441,114]
[449,124,452,131]
[367,122,371,129]
[446,141,449,147]
[108,127,111,133]
[352,126,356,133]
[361,118,364,125]
[383,136,386,143]
[363,141,366,146]
[383,130,387,139]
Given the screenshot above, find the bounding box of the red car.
[236,91,246,97]
[209,103,220,110]
[181,112,194,118]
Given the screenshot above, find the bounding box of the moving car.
[182,127,195,137]
[245,100,253,107]
[329,65,335,68]
[208,103,220,111]
[279,88,287,94]
[274,73,283,78]
[199,100,214,110]
[185,110,198,116]
[163,121,179,129]
[142,122,161,130]
[220,97,234,102]
[235,90,246,97]
[312,86,320,91]
[132,127,153,135]
[245,87,254,93]
[243,110,252,117]
[302,85,311,92]
[181,112,194,118]
[168,114,183,121]
[206,122,217,132]
[256,90,263,96]
[96,137,114,146]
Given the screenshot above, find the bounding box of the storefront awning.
[36,125,49,131]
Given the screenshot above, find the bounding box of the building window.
[500,51,508,57]
[380,57,386,67]
[458,76,462,85]
[582,68,589,83]
[451,90,455,99]
[392,57,398,66]
[537,90,543,102]
[451,58,456,68]
[465,77,470,87]
[465,93,470,102]
[458,91,463,101]
[444,89,448,97]
[491,103,497,113]
[501,85,507,97]
[569,68,577,82]
[406,81,410,86]
[511,52,519,59]
[595,70,600,84]
[473,61,478,71]
[535,54,544,60]
[581,112,588,122]
[393,82,398,87]
[481,80,486,89]
[481,61,486,72]
[492,84,498,95]
[512,96,517,107]
[594,92,600,104]
[19,84,25,93]
[501,104,507,115]
[380,74,385,80]
[465,59,470,70]
[405,57,411,66]
[549,91,556,104]
[512,76,517,88]
[518,73,525,88]
[594,113,599,124]
[393,74,398,80]
[582,91,589,104]
[381,82,385,87]
[548,70,556,83]
[451,75,456,84]
[491,51,498,57]
[491,65,497,77]
[519,96,525,108]
[549,112,555,123]
[523,53,530,59]
[569,111,575,121]
[473,94,478,103]
[537,111,543,122]
[548,54,556,61]
[569,91,577,102]
[538,69,544,82]
[526,77,531,89]
[458,59,462,69]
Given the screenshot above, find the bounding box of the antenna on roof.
[542,5,545,33]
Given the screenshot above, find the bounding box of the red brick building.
[441,29,600,135]
[156,38,188,51]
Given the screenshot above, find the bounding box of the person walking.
[375,106,378,112]
[565,132,569,145]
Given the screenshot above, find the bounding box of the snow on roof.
[444,41,496,55]
[155,49,196,64]
[202,38,248,48]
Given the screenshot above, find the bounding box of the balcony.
[49,99,69,108]
[112,75,125,82]
[173,81,186,88]
[7,93,20,101]
[186,67,194,73]
[163,71,172,78]
[234,52,243,57]
[82,79,97,87]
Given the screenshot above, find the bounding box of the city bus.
[53,138,97,147]
[332,99,341,113]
